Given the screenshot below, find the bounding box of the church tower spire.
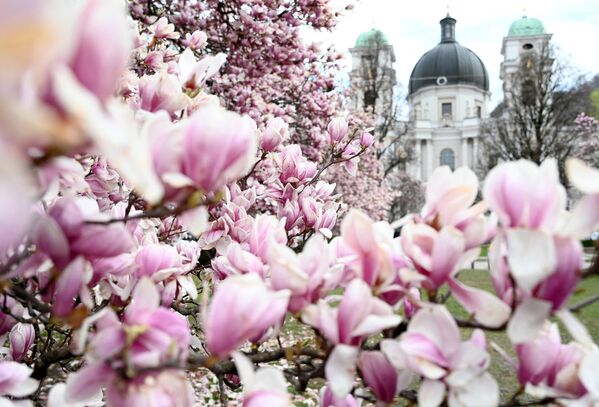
[440,15,457,43]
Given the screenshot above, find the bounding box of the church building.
[349,14,550,182]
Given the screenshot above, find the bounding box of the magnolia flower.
[515,322,586,398]
[0,361,38,406]
[139,71,190,114]
[320,386,360,407]
[181,106,258,192]
[276,145,317,184]
[182,30,208,50]
[339,210,398,288]
[178,49,227,91]
[400,220,510,328]
[33,197,133,270]
[483,159,566,233]
[359,132,374,148]
[52,369,193,407]
[68,0,132,101]
[358,351,407,403]
[382,306,499,407]
[204,273,290,358]
[152,17,180,40]
[327,117,348,144]
[261,117,289,151]
[269,234,341,312]
[0,141,34,253]
[302,279,401,347]
[233,352,291,406]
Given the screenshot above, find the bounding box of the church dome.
[355,29,389,48]
[508,16,545,37]
[408,16,489,95]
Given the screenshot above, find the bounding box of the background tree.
[479,44,589,182]
[129,0,349,159]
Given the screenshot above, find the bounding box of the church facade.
[349,14,550,182]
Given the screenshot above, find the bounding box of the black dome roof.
[409,16,489,95]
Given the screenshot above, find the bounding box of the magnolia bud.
[360,132,374,148]
[327,117,348,144]
[261,117,288,151]
[9,323,35,361]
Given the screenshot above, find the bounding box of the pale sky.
[311,0,599,110]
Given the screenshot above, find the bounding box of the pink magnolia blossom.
[33,197,133,270]
[138,71,190,114]
[204,273,290,358]
[152,17,180,40]
[233,352,291,407]
[320,386,360,407]
[9,323,35,361]
[178,49,227,91]
[302,279,401,347]
[381,306,499,407]
[181,106,258,192]
[269,234,341,312]
[358,351,400,403]
[483,159,566,232]
[182,31,208,50]
[420,166,496,249]
[327,117,348,145]
[0,361,38,405]
[68,0,132,101]
[248,215,287,263]
[276,145,318,184]
[105,370,193,407]
[0,141,34,253]
[516,323,585,394]
[339,209,398,288]
[359,132,374,149]
[261,117,289,151]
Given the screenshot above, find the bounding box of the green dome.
[508,16,546,36]
[355,29,389,48]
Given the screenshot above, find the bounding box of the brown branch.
[569,293,599,313]
[455,318,507,332]
[187,346,326,375]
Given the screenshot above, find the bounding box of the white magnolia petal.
[507,298,552,344]
[351,314,402,338]
[418,379,446,407]
[566,158,599,194]
[232,352,256,389]
[448,372,499,407]
[325,344,359,398]
[381,339,409,370]
[579,351,599,398]
[555,309,595,348]
[506,229,556,291]
[448,278,511,328]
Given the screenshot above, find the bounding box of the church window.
[364,89,376,110]
[441,102,452,117]
[476,106,482,118]
[440,148,455,170]
[522,43,533,50]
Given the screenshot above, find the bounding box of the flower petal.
[325,345,359,398]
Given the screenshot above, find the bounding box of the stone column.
[414,139,422,180]
[461,138,468,167]
[426,138,434,181]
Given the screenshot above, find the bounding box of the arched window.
[363,89,376,110]
[440,148,455,170]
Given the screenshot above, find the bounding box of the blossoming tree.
[1,1,599,407]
